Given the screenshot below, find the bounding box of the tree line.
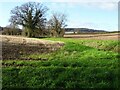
[4,2,67,38]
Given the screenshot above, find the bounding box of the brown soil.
[64,33,119,40]
[1,35,64,60]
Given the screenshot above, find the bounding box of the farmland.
[2,33,120,89]
[64,33,119,40]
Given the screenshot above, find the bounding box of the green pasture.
[2,38,119,89]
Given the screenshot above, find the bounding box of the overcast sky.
[0,0,119,31]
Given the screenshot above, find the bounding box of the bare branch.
[9,2,48,37]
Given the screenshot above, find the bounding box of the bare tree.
[48,13,67,37]
[9,2,48,37]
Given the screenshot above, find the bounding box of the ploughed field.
[64,33,119,40]
[2,34,120,89]
[1,35,64,60]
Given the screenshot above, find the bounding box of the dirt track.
[64,33,119,40]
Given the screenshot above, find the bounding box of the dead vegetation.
[1,35,64,60]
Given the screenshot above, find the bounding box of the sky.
[0,0,119,31]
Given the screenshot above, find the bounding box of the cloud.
[50,0,119,3]
[46,2,117,11]
[0,0,118,11]
[0,0,119,2]
[84,2,118,10]
[100,3,117,10]
[65,2,117,11]
[98,3,117,10]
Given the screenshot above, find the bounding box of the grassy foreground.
[2,38,119,89]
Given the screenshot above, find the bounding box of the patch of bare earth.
[1,35,64,60]
[64,33,119,40]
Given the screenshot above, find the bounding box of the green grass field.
[2,38,119,89]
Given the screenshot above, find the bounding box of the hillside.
[65,28,107,33]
